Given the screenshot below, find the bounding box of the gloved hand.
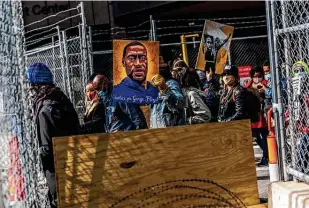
[151,74,168,93]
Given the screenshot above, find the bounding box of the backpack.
[232,86,261,123]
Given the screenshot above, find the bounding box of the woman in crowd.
[245,66,269,166]
[83,82,106,134]
[217,65,246,122]
[179,67,211,124]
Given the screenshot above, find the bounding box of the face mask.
[253,77,263,84]
[264,74,271,87]
[264,73,271,81]
[98,90,106,98]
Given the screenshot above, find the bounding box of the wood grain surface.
[53,120,259,208]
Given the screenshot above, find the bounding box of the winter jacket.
[150,79,185,128]
[245,81,267,129]
[183,87,211,124]
[203,73,222,121]
[83,101,106,134]
[218,85,246,122]
[35,87,80,170]
[99,90,147,132]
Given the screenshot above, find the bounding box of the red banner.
[238,66,252,87]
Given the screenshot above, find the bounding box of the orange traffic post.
[267,108,279,182]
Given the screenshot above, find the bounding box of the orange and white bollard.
[267,108,279,182]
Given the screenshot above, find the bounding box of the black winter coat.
[218,85,246,122]
[83,102,106,134]
[35,88,80,171]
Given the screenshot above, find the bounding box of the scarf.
[29,85,58,120]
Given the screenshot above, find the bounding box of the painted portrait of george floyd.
[113,40,160,105]
[195,20,234,74]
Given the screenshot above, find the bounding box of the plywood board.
[248,204,268,208]
[53,120,259,208]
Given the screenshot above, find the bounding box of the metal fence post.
[62,30,73,103]
[52,36,56,82]
[228,48,232,65]
[149,15,153,41]
[151,17,157,41]
[88,26,94,74]
[57,26,68,95]
[266,0,288,181]
[79,2,90,85]
[78,24,86,91]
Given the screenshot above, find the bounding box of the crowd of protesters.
[26,52,274,207]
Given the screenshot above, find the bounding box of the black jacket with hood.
[34,87,80,170]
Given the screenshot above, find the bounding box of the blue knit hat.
[26,63,54,85]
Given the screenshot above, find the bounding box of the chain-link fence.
[267,1,309,182]
[26,44,67,94]
[0,1,29,207]
[24,3,90,120]
[0,2,92,208]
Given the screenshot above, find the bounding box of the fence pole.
[151,17,157,41]
[266,0,288,181]
[279,0,297,181]
[78,24,86,92]
[80,2,89,87]
[228,48,232,65]
[52,36,56,82]
[57,26,68,95]
[149,15,154,41]
[62,31,73,103]
[88,26,94,74]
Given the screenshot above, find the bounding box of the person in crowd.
[196,69,206,89]
[217,65,246,122]
[203,64,222,121]
[26,63,80,208]
[82,82,106,134]
[262,60,273,117]
[92,74,147,132]
[179,67,212,124]
[149,56,185,128]
[170,59,188,83]
[245,66,269,166]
